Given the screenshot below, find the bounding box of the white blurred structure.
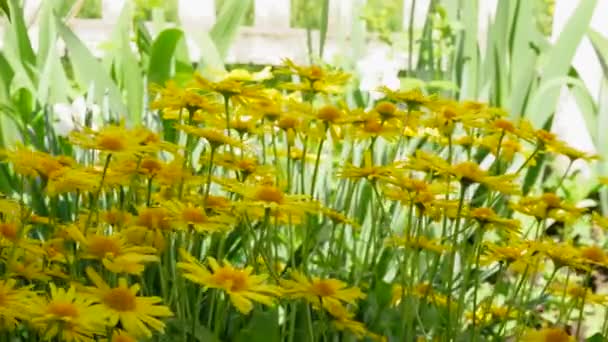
[1,0,606,158]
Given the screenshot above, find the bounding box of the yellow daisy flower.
[177,249,281,314]
[31,284,106,342]
[280,271,365,312]
[85,267,173,338]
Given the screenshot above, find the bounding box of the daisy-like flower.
[549,281,608,305]
[532,240,589,272]
[177,249,281,314]
[45,167,101,196]
[349,111,402,142]
[385,235,449,253]
[150,80,222,114]
[69,125,159,155]
[0,279,36,331]
[444,161,520,194]
[275,59,350,95]
[164,201,235,234]
[465,303,517,327]
[520,327,574,342]
[579,245,608,268]
[175,124,244,150]
[467,207,521,235]
[480,240,531,266]
[0,145,73,179]
[31,284,107,342]
[511,193,585,222]
[378,86,433,109]
[325,301,385,342]
[85,267,173,338]
[220,178,320,218]
[63,225,158,275]
[280,271,365,313]
[391,282,449,307]
[193,72,267,105]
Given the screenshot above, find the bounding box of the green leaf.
[527,0,598,128]
[147,28,186,86]
[56,17,127,117]
[527,76,594,129]
[211,0,252,59]
[235,309,280,342]
[586,332,607,342]
[319,0,330,58]
[7,0,36,67]
[198,31,225,74]
[589,29,608,76]
[37,37,69,105]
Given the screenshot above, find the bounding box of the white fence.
[11,0,434,65]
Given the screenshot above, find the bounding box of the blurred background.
[0,0,607,204]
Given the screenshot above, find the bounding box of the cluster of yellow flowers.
[0,59,605,341]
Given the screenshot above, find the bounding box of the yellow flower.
[521,327,574,342]
[46,167,101,196]
[511,193,585,222]
[177,250,281,314]
[378,86,433,109]
[467,207,521,235]
[107,330,137,342]
[31,284,106,342]
[276,59,350,94]
[164,201,235,234]
[445,161,520,194]
[465,304,517,326]
[532,240,589,272]
[194,72,267,105]
[69,125,160,155]
[175,124,244,149]
[391,283,449,307]
[549,281,608,305]
[221,178,320,218]
[63,225,158,275]
[480,240,531,266]
[325,301,385,342]
[86,267,173,338]
[0,145,73,179]
[385,235,449,253]
[0,279,36,331]
[280,271,365,313]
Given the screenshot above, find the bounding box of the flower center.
[317,105,342,123]
[375,101,397,118]
[104,288,137,311]
[215,268,248,292]
[48,302,79,318]
[182,207,207,224]
[581,246,605,263]
[88,236,122,258]
[543,328,571,342]
[0,222,18,241]
[254,185,285,204]
[137,207,170,230]
[97,134,126,151]
[140,158,163,175]
[312,280,336,297]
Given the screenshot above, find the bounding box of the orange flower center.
[493,119,515,132]
[0,222,18,241]
[309,66,323,80]
[541,193,562,208]
[137,207,170,230]
[581,246,605,263]
[88,236,122,258]
[140,158,163,175]
[311,280,337,297]
[215,268,248,292]
[363,118,383,133]
[317,105,342,123]
[97,134,126,151]
[182,207,207,224]
[254,185,285,204]
[542,328,571,342]
[48,302,79,318]
[278,117,299,130]
[104,288,137,311]
[205,195,230,209]
[375,101,397,118]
